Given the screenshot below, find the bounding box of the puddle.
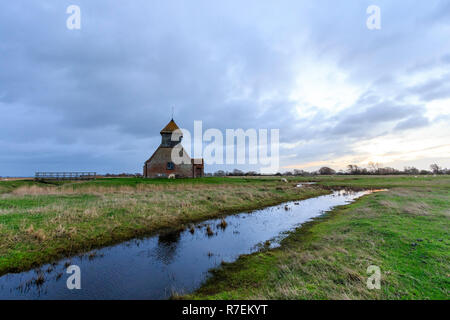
[296,182,317,187]
[0,189,375,299]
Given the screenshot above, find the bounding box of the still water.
[0,189,372,299]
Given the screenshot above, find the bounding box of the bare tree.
[430,164,441,174]
[378,167,399,175]
[347,164,361,174]
[293,169,309,176]
[404,166,419,175]
[368,162,381,174]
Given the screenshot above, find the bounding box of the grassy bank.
[184,176,450,300]
[0,177,328,276]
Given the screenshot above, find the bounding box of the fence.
[35,172,97,181]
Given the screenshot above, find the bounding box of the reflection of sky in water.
[0,190,370,299]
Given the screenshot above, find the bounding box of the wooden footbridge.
[35,172,96,181]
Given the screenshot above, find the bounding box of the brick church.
[143,119,204,178]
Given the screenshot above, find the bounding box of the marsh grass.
[0,177,327,275]
[218,219,228,229]
[206,225,214,237]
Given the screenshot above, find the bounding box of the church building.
[143,119,204,178]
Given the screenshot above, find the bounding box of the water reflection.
[296,182,317,187]
[154,231,182,264]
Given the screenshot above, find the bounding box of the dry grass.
[10,182,272,196]
[24,225,47,242]
[379,189,432,216]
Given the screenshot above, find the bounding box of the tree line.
[209,163,449,176]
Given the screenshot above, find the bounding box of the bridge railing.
[35,172,97,181]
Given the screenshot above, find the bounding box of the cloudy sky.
[1,0,449,175]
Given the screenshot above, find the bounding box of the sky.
[0,0,449,176]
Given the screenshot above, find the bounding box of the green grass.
[183,176,450,300]
[71,176,291,187]
[0,176,327,275]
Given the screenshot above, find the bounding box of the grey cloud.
[441,54,450,64]
[394,115,430,131]
[408,73,450,102]
[328,102,425,136]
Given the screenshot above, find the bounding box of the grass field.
[0,176,327,275]
[0,175,448,300]
[184,175,450,300]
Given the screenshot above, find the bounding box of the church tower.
[160,119,182,147]
[143,119,204,178]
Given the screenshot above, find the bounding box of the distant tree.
[284,171,293,176]
[420,170,430,175]
[293,169,310,176]
[347,164,361,174]
[214,170,226,177]
[318,167,336,175]
[378,167,399,175]
[430,164,442,174]
[231,169,244,176]
[404,166,419,175]
[368,162,382,174]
